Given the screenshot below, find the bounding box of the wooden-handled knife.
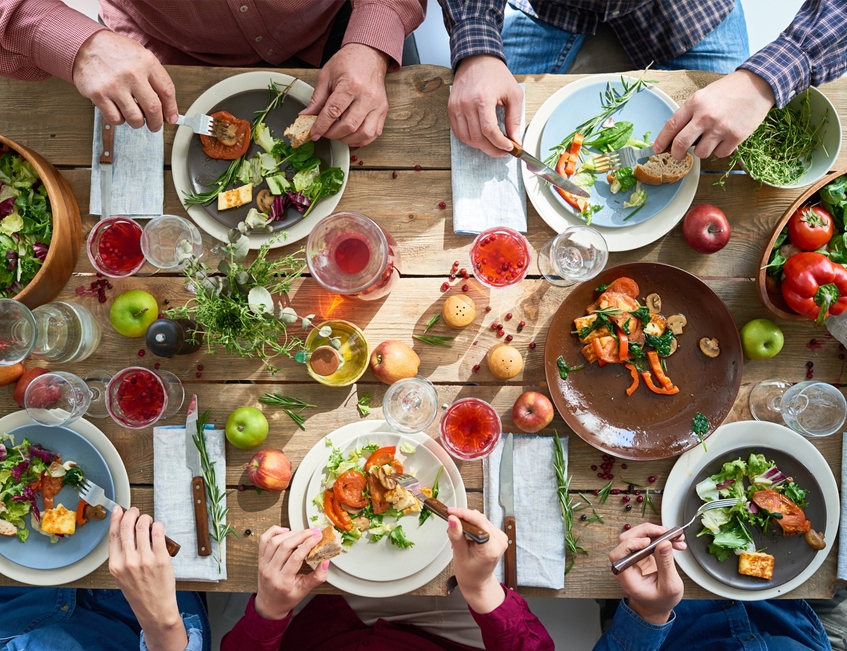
[499,432,517,590]
[185,394,211,556]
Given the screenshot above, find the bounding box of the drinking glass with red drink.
[87,217,145,277]
[306,211,401,301]
[469,227,531,289]
[106,367,184,429]
[439,397,502,460]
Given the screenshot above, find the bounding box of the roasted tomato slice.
[751,489,811,536]
[604,277,640,299]
[41,473,64,510]
[591,336,620,364]
[323,490,352,531]
[368,472,390,514]
[333,470,368,508]
[199,110,251,160]
[363,446,404,475]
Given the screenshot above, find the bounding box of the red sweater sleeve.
[0,0,106,82]
[469,586,555,651]
[220,594,293,651]
[343,0,426,70]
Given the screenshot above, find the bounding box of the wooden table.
[1,65,846,599]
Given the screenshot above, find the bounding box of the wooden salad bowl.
[757,166,847,321]
[0,134,82,309]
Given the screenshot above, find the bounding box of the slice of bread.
[284,115,318,148]
[738,551,775,580]
[633,152,693,185]
[306,526,342,569]
[0,519,17,537]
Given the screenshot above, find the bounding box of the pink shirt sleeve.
[469,586,556,651]
[0,0,106,83]
[220,594,292,651]
[343,0,426,70]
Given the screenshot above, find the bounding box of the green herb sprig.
[641,490,658,517]
[557,356,585,381]
[357,394,372,418]
[413,334,454,347]
[597,480,614,504]
[258,393,315,430]
[419,466,443,525]
[424,314,441,332]
[553,433,588,575]
[692,412,710,451]
[585,509,604,525]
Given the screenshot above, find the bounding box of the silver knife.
[99,120,114,220]
[185,395,211,556]
[509,140,590,198]
[499,433,517,590]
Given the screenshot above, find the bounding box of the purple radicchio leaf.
[33,242,48,261]
[286,191,311,213]
[716,479,735,491]
[269,194,289,221]
[748,501,759,514]
[0,196,14,218]
[0,443,6,461]
[28,444,58,464]
[10,460,29,481]
[6,249,17,271]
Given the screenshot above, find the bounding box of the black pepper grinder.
[145,318,204,357]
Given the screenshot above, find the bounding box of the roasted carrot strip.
[564,133,584,176]
[624,363,639,396]
[646,350,674,389]
[641,372,679,395]
[617,327,629,362]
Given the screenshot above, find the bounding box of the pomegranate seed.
[625,504,633,511]
[502,263,509,271]
[106,282,113,289]
[621,463,627,469]
[154,363,160,369]
[529,342,536,349]
[392,171,398,179]
[440,282,449,291]
[636,495,644,503]
[591,465,597,471]
[438,202,447,210]
[597,472,604,478]
[462,271,469,279]
[98,295,106,303]
[414,165,421,171]
[473,364,481,373]
[634,489,641,495]
[157,313,164,319]
[624,524,631,531]
[197,365,203,371]
[137,350,145,357]
[622,495,630,503]
[473,341,478,345]
[519,320,526,327]
[237,484,246,492]
[496,329,505,337]
[462,284,469,292]
[358,160,364,166]
[609,474,614,479]
[611,489,619,495]
[485,306,492,312]
[351,155,358,161]
[506,335,513,342]
[491,323,500,330]
[449,274,456,280]
[593,489,600,496]
[505,313,512,320]
[196,372,202,378]
[806,361,814,369]
[648,476,657,483]
[609,456,616,462]
[453,260,460,267]
[90,281,98,289]
[806,371,814,379]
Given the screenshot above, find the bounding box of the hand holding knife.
[499,432,517,590]
[507,139,591,198]
[185,395,212,557]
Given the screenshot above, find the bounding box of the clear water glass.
[749,378,847,437]
[0,299,37,365]
[141,214,203,270]
[24,371,91,427]
[30,301,101,364]
[383,376,439,434]
[538,225,609,287]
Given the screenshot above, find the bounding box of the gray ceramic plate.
[682,446,824,590]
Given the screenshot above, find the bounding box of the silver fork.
[592,144,656,173]
[611,497,737,575]
[174,113,228,138]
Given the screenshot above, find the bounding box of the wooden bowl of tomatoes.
[757,167,847,321]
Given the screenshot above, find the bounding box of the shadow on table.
[288,279,390,332]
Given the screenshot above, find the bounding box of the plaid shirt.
[438,0,847,107]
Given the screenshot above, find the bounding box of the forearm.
[140,619,189,651]
[592,600,674,651]
[344,0,425,70]
[436,0,508,69]
[469,585,555,650]
[0,0,105,82]
[221,595,292,651]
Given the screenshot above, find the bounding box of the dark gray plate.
[186,89,333,232]
[683,446,825,590]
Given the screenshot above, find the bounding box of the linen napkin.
[838,432,847,580]
[89,108,164,218]
[450,84,527,234]
[483,434,566,589]
[153,424,227,582]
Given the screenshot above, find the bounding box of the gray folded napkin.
[838,432,847,580]
[484,434,566,589]
[153,424,227,582]
[89,108,164,218]
[450,84,527,234]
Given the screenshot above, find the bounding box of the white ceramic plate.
[0,411,131,585]
[288,421,466,597]
[305,432,454,582]
[523,74,700,252]
[171,71,350,250]
[663,420,838,600]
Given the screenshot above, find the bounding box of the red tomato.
[751,489,810,535]
[323,490,352,531]
[333,470,368,508]
[788,205,834,251]
[199,110,251,160]
[368,472,390,514]
[605,277,640,299]
[591,336,619,364]
[41,473,64,510]
[364,447,403,474]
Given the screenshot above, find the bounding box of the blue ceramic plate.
[0,424,114,570]
[539,79,683,228]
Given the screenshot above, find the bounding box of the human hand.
[654,69,775,160]
[253,526,329,621]
[608,523,686,625]
[449,55,523,158]
[302,43,390,147]
[72,30,178,131]
[108,507,187,651]
[447,507,508,614]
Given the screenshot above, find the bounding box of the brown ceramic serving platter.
[682,446,824,590]
[185,89,334,233]
[543,262,743,460]
[757,166,847,321]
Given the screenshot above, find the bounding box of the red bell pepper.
[624,363,639,396]
[641,372,679,395]
[555,153,590,212]
[781,252,847,325]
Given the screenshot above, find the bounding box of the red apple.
[511,391,554,433]
[682,204,731,254]
[369,340,420,384]
[246,449,293,491]
[13,368,49,408]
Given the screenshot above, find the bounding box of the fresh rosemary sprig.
[424,314,441,332]
[641,490,659,517]
[258,393,315,430]
[585,509,604,525]
[192,410,237,572]
[553,432,588,575]
[597,480,614,504]
[620,478,646,488]
[253,80,294,138]
[413,334,454,347]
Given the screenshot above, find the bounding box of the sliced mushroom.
[805,529,825,551]
[256,189,274,213]
[668,337,679,356]
[645,293,662,314]
[352,516,370,532]
[667,314,687,336]
[217,122,239,147]
[84,504,107,521]
[699,337,720,358]
[340,502,361,515]
[375,465,396,490]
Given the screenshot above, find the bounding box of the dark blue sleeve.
[592,600,675,651]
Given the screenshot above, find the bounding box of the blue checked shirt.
[438,0,847,108]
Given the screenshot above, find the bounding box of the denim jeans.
[502,0,750,74]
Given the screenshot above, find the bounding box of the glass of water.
[538,225,609,287]
[0,298,37,365]
[749,378,847,437]
[383,376,439,434]
[141,214,203,270]
[24,371,102,427]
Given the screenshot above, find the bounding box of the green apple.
[226,407,269,449]
[740,318,784,360]
[109,290,159,338]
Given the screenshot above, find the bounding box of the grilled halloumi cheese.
[217,184,253,211]
[385,485,421,514]
[738,552,774,580]
[574,314,611,344]
[643,314,668,338]
[41,504,76,536]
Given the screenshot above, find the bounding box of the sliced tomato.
[333,470,368,508]
[751,489,810,535]
[199,110,251,160]
[41,473,64,510]
[368,472,390,515]
[605,277,640,299]
[788,205,834,251]
[617,327,629,362]
[364,446,403,474]
[591,336,619,364]
[323,490,352,531]
[624,363,639,396]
